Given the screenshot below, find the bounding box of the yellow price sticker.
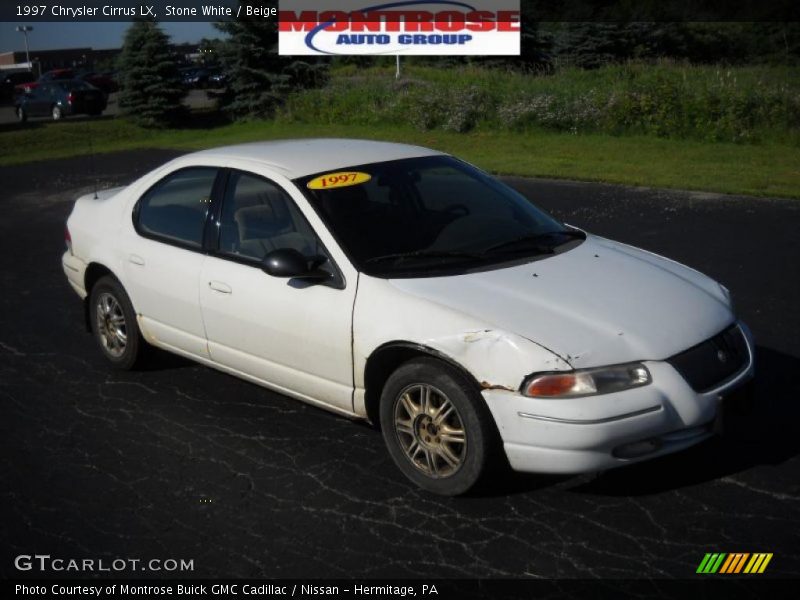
[307,171,371,191]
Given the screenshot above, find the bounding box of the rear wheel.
[51,105,63,121]
[16,107,27,123]
[379,358,498,495]
[89,276,146,370]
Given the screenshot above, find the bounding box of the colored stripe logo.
[697,553,773,574]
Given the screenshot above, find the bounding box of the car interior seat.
[233,191,315,259]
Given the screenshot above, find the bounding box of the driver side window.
[218,171,322,262]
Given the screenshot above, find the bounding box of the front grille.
[667,324,749,393]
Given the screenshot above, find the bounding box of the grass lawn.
[1,117,799,198]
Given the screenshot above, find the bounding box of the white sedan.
[62,139,754,495]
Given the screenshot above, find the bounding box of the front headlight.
[522,363,651,398]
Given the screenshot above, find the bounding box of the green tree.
[549,22,630,68]
[754,22,800,65]
[117,20,186,127]
[198,37,224,65]
[214,1,328,119]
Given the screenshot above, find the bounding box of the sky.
[0,22,221,53]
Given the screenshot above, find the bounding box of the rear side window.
[136,168,218,248]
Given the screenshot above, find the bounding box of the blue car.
[15,80,107,122]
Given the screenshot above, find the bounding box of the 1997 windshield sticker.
[307,172,372,190]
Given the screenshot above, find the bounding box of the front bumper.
[482,322,755,474]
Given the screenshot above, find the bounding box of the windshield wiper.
[483,230,585,255]
[364,249,482,265]
[364,230,585,266]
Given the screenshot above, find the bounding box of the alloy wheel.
[95,292,127,358]
[393,383,467,478]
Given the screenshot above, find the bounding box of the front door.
[199,170,357,412]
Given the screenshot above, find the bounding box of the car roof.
[185,138,445,179]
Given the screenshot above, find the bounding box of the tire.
[52,105,63,121]
[379,357,498,495]
[16,107,27,123]
[89,275,146,370]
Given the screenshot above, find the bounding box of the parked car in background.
[1,70,36,102]
[184,68,211,88]
[61,139,754,495]
[179,67,199,88]
[208,70,228,88]
[179,66,225,89]
[13,68,75,96]
[101,72,119,89]
[40,68,75,81]
[15,80,107,122]
[76,71,118,95]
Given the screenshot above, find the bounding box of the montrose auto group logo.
[278,0,521,56]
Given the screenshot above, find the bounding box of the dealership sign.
[279,0,520,56]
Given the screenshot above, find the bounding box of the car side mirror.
[261,248,329,281]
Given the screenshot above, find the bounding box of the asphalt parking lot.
[0,150,798,580]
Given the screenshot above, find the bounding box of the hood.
[389,235,734,368]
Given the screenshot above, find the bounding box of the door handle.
[129,254,145,266]
[208,281,232,294]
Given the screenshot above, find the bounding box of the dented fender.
[352,275,570,415]
[422,328,568,392]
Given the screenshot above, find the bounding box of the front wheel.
[89,276,146,370]
[379,358,498,495]
[52,105,63,120]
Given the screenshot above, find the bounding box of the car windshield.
[297,155,583,277]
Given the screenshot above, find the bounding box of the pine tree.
[550,22,625,69]
[117,20,186,127]
[214,1,328,119]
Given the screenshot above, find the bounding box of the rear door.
[27,84,50,116]
[122,167,222,358]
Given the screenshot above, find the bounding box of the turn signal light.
[525,374,580,397]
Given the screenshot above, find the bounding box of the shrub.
[280,63,800,145]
